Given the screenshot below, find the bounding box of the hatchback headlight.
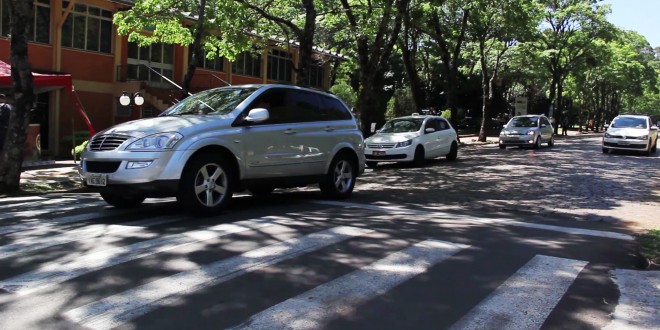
[395,140,412,148]
[126,132,183,151]
[638,135,648,140]
[527,130,536,135]
[604,132,612,138]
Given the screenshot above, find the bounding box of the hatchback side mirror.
[425,128,436,133]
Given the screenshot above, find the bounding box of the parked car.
[499,114,555,149]
[363,114,458,167]
[79,84,365,214]
[602,114,658,155]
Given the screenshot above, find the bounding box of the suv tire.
[178,153,234,215]
[320,153,356,199]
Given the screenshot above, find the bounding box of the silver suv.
[79,85,365,214]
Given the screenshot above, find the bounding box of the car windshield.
[611,117,647,129]
[508,117,539,128]
[161,87,258,116]
[380,118,425,133]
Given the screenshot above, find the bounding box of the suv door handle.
[325,126,335,132]
[284,128,296,135]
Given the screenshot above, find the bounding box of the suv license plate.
[373,151,386,156]
[87,173,107,186]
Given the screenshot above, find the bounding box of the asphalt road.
[0,135,657,329]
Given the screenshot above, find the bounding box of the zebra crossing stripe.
[231,239,469,330]
[62,226,374,330]
[449,255,587,330]
[313,201,634,241]
[0,217,302,295]
[0,217,183,259]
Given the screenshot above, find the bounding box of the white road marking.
[313,200,634,241]
[604,269,660,330]
[232,239,469,330]
[449,255,587,330]
[0,216,311,296]
[62,226,374,330]
[0,217,183,259]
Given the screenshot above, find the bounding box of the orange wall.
[61,49,115,83]
[231,74,263,85]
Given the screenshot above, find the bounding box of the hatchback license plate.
[373,151,386,156]
[87,173,107,186]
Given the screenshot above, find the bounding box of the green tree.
[113,0,256,97]
[536,0,610,132]
[467,0,541,141]
[0,0,35,194]
[334,0,408,134]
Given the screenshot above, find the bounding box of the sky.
[602,0,660,47]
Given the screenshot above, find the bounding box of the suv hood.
[97,115,234,138]
[366,132,418,143]
[607,127,648,137]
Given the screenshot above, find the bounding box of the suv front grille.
[84,161,121,173]
[89,134,131,151]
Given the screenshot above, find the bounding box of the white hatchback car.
[602,114,658,155]
[79,84,365,214]
[363,114,458,167]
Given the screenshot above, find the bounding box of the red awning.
[0,59,95,135]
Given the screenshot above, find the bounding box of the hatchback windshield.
[380,118,425,133]
[161,87,258,116]
[611,117,648,129]
[508,116,539,128]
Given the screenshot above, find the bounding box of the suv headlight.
[126,132,183,151]
[395,140,412,148]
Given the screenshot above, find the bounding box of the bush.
[72,140,88,158]
[638,229,660,268]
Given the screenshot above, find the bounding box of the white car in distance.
[363,114,458,167]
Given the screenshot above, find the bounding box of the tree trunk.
[0,0,35,194]
[180,0,207,100]
[295,0,316,87]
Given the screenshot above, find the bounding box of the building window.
[267,49,292,82]
[232,50,261,77]
[307,62,324,88]
[127,42,174,84]
[0,0,50,44]
[61,1,112,53]
[201,53,224,72]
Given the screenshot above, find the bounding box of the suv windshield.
[162,87,258,116]
[611,117,648,129]
[380,118,425,133]
[508,117,539,128]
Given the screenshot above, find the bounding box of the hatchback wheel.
[100,191,145,208]
[320,153,356,199]
[499,144,506,149]
[548,136,554,147]
[366,161,378,168]
[446,142,458,161]
[178,153,234,215]
[413,146,425,166]
[533,137,541,149]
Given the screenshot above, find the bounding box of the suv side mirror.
[244,108,269,123]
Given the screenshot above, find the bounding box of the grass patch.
[638,229,660,268]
